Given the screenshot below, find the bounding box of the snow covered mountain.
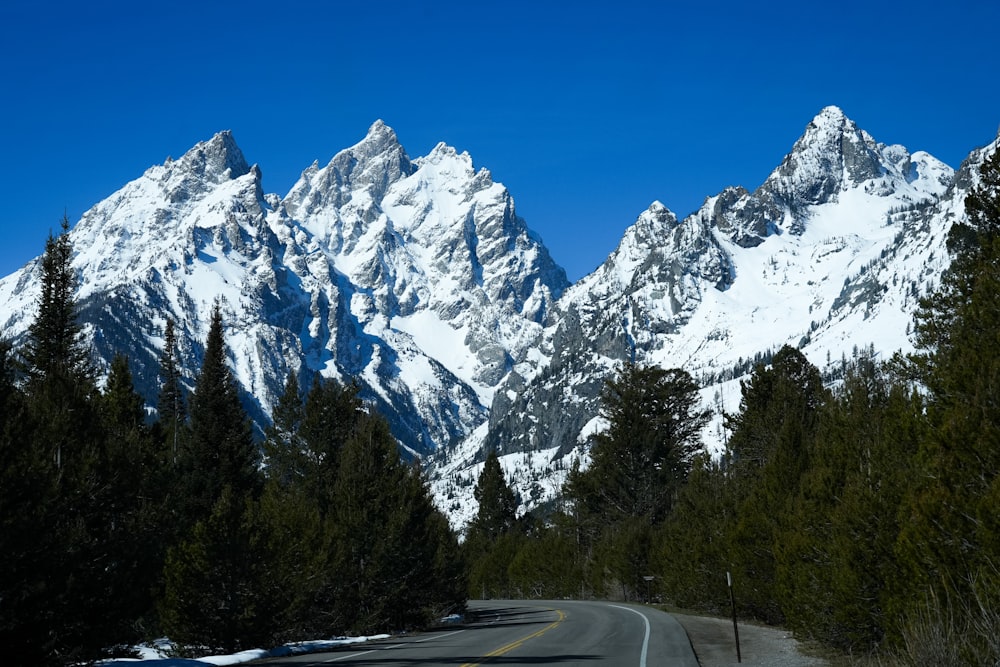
[0,107,990,528]
[429,106,978,527]
[0,122,567,457]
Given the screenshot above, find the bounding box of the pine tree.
[561,362,710,600]
[178,301,260,525]
[160,486,273,654]
[161,301,267,652]
[23,216,93,388]
[724,345,827,624]
[263,369,305,488]
[897,144,1000,613]
[297,375,363,513]
[156,318,187,466]
[568,362,709,525]
[1,220,130,664]
[469,449,517,543]
[326,413,409,633]
[656,453,733,612]
[776,353,921,650]
[567,364,708,525]
[94,354,160,639]
[378,461,467,628]
[464,449,520,599]
[0,338,53,665]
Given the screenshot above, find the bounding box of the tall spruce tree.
[156,318,187,466]
[568,362,708,524]
[160,485,273,654]
[469,449,518,542]
[297,375,363,513]
[88,354,163,644]
[161,301,268,653]
[262,369,306,488]
[562,362,709,600]
[464,449,521,599]
[655,453,733,612]
[2,219,129,664]
[897,144,1000,611]
[178,301,260,524]
[776,353,921,650]
[23,216,93,388]
[723,345,827,624]
[327,413,411,633]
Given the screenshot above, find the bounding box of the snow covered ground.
[100,635,388,666]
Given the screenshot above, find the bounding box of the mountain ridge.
[0,107,990,527]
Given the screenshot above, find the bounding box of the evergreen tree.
[296,375,362,510]
[378,461,467,627]
[723,345,827,624]
[160,486,273,654]
[465,449,520,599]
[263,369,305,488]
[0,220,131,664]
[469,449,518,542]
[656,453,733,613]
[897,144,1000,613]
[94,354,160,638]
[22,216,93,388]
[0,338,53,665]
[326,413,410,633]
[178,301,261,525]
[568,362,709,525]
[155,317,187,466]
[561,362,709,600]
[161,301,267,652]
[507,516,585,600]
[777,354,921,650]
[255,473,328,641]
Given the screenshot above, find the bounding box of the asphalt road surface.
[255,599,699,666]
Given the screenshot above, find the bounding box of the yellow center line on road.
[460,608,566,667]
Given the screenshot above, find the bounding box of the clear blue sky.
[2,0,998,282]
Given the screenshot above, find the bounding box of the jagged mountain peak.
[282,122,414,225]
[63,132,268,286]
[809,104,850,131]
[356,119,406,161]
[706,107,954,247]
[171,130,251,184]
[765,106,883,205]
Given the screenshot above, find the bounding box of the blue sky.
[2,0,998,282]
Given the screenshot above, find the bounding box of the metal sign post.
[643,575,654,603]
[727,571,741,663]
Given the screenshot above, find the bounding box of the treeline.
[0,219,465,666]
[465,147,1000,663]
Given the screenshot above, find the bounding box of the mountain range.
[0,106,992,528]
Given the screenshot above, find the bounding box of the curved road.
[256,599,699,666]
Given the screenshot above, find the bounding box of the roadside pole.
[727,571,741,663]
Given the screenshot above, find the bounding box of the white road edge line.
[320,629,466,663]
[609,604,650,667]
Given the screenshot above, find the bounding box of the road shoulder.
[670,612,831,667]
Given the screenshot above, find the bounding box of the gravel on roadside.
[671,612,831,667]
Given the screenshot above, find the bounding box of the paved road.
[256,599,699,666]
